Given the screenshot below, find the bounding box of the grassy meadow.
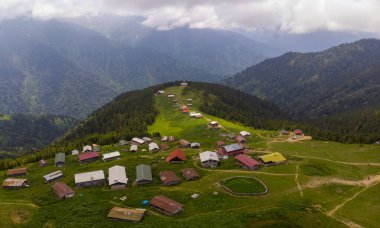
[0,86,379,227]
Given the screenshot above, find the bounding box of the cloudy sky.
[1,0,380,34]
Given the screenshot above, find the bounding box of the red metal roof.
[52,182,74,198]
[181,168,200,180]
[294,129,303,135]
[159,171,181,185]
[235,154,260,168]
[79,152,100,161]
[151,195,183,215]
[6,168,27,176]
[165,149,185,162]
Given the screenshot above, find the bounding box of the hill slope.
[0,19,217,118]
[224,39,380,118]
[0,83,380,227]
[0,114,76,159]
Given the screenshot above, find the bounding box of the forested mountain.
[224,39,380,118]
[0,18,217,118]
[68,15,280,76]
[0,114,76,159]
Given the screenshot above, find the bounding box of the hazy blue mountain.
[224,39,380,118]
[67,15,281,76]
[0,18,217,118]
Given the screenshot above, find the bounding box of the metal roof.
[240,131,251,136]
[74,170,105,184]
[2,178,28,187]
[132,137,145,144]
[55,153,65,163]
[223,143,244,153]
[135,164,152,182]
[199,151,219,163]
[108,165,128,185]
[82,145,92,152]
[259,152,286,163]
[151,195,183,215]
[130,145,138,151]
[107,207,146,222]
[149,142,159,151]
[43,171,64,182]
[102,151,120,160]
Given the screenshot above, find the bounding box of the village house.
[166,149,186,163]
[226,134,236,140]
[294,129,304,136]
[160,143,170,150]
[71,150,79,155]
[135,164,153,185]
[168,136,176,142]
[158,90,165,94]
[39,159,48,167]
[107,207,146,222]
[240,131,251,137]
[167,94,175,98]
[180,82,188,86]
[180,106,189,113]
[119,139,128,146]
[2,178,28,189]
[259,152,287,166]
[82,145,92,153]
[103,151,121,162]
[161,136,168,141]
[235,135,246,143]
[75,170,105,188]
[178,139,190,148]
[189,112,203,118]
[219,143,245,157]
[6,167,27,177]
[132,137,145,145]
[208,121,220,129]
[143,137,153,143]
[199,151,219,168]
[159,171,181,185]
[130,145,138,152]
[149,142,160,152]
[187,98,192,103]
[215,141,226,147]
[79,151,100,164]
[43,170,64,183]
[108,165,128,190]
[235,154,260,170]
[51,182,75,199]
[92,144,101,152]
[279,130,289,135]
[151,195,183,215]
[181,168,200,181]
[55,153,66,167]
[190,142,200,149]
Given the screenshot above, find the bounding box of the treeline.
[0,82,176,170]
[183,82,380,144]
[0,114,76,153]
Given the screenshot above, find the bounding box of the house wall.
[201,161,218,168]
[136,180,152,185]
[55,162,65,167]
[76,179,105,188]
[110,184,126,190]
[80,157,99,164]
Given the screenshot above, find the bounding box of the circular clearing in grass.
[220,176,268,195]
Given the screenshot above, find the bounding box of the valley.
[1,85,379,227]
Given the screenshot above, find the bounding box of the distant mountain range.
[0,18,276,118]
[224,39,380,119]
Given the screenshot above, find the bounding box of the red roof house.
[235,154,260,170]
[236,135,246,143]
[216,141,225,147]
[151,195,183,215]
[165,149,186,163]
[159,171,181,185]
[181,168,200,181]
[6,168,28,177]
[294,129,303,135]
[79,152,100,164]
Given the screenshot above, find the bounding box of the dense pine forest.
[0,114,76,158]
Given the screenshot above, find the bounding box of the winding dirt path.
[294,165,303,197]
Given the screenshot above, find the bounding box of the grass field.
[221,177,267,194]
[0,86,379,227]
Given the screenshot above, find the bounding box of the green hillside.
[1,84,379,227]
[224,39,380,118]
[0,114,76,159]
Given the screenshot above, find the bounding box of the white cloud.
[1,0,380,34]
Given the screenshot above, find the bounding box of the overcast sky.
[1,0,380,35]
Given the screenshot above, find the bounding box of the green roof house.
[55,153,66,167]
